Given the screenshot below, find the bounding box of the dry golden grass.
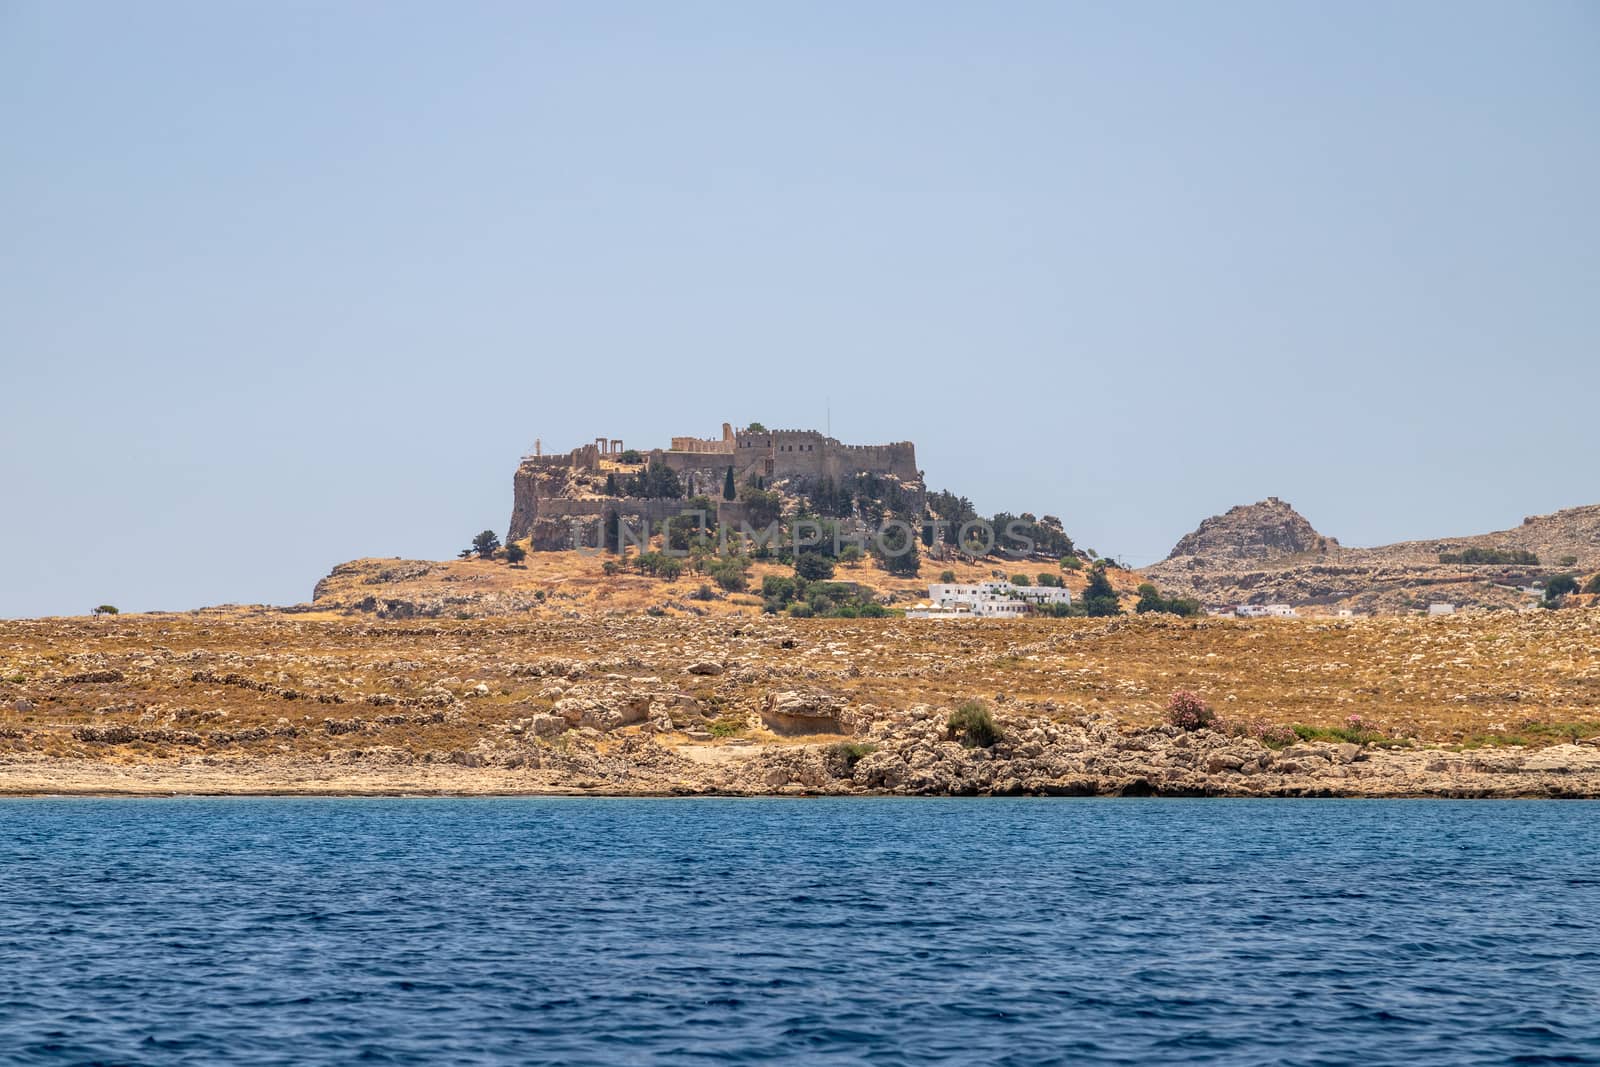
[2,607,1597,769]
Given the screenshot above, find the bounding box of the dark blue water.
[3,799,1598,1066]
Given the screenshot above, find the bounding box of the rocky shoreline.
[6,709,1600,799]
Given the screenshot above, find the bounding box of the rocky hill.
[1165,497,1335,563]
[1145,500,1600,614]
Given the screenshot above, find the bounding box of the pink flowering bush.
[1166,690,1215,731]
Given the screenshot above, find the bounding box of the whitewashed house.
[911,580,1070,618]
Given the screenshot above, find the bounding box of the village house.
[907,580,1071,619]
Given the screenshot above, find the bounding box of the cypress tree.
[723,466,736,501]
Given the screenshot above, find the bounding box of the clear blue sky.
[3,1,1596,618]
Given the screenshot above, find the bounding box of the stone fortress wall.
[509,422,922,546]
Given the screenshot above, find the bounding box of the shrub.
[1166,690,1214,731]
[707,555,750,592]
[1438,547,1539,566]
[618,449,643,464]
[828,741,878,770]
[1061,555,1083,571]
[1561,555,1579,567]
[947,700,1002,748]
[940,569,957,583]
[762,575,798,604]
[1544,574,1579,607]
[1010,574,1031,586]
[787,602,815,619]
[691,583,715,601]
[601,559,622,576]
[1586,575,1600,595]
[93,605,119,616]
[709,716,745,737]
[504,542,527,565]
[838,545,864,567]
[1037,573,1062,588]
[1135,582,1203,617]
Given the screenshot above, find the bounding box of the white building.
[1236,604,1297,618]
[909,580,1071,618]
[1428,602,1456,615]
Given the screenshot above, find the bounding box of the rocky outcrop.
[1146,500,1600,613]
[760,690,846,735]
[1166,498,1331,563]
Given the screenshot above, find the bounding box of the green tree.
[746,421,767,433]
[723,466,736,501]
[504,542,527,565]
[643,461,684,499]
[604,472,619,496]
[1037,573,1062,588]
[876,530,921,577]
[618,449,643,464]
[1080,565,1122,617]
[738,485,784,527]
[795,551,836,581]
[1011,574,1031,586]
[471,530,501,559]
[93,604,119,616]
[939,569,957,583]
[838,544,864,567]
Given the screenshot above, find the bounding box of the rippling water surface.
[3,798,1599,1065]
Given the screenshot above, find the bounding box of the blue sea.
[2,798,1598,1066]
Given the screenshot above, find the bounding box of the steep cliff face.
[1166,498,1332,563]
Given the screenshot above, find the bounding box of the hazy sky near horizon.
[3,1,1596,618]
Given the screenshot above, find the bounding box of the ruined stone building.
[508,423,921,549]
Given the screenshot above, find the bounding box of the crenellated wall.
[510,423,921,548]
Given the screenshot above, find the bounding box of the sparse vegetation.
[92,605,119,617]
[1134,583,1202,617]
[1439,547,1539,566]
[947,700,1002,748]
[708,715,746,737]
[828,741,878,770]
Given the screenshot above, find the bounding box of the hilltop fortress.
[509,423,921,549]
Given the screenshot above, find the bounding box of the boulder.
[761,689,845,735]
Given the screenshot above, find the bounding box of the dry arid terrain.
[4,606,1600,798]
[1146,498,1600,613]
